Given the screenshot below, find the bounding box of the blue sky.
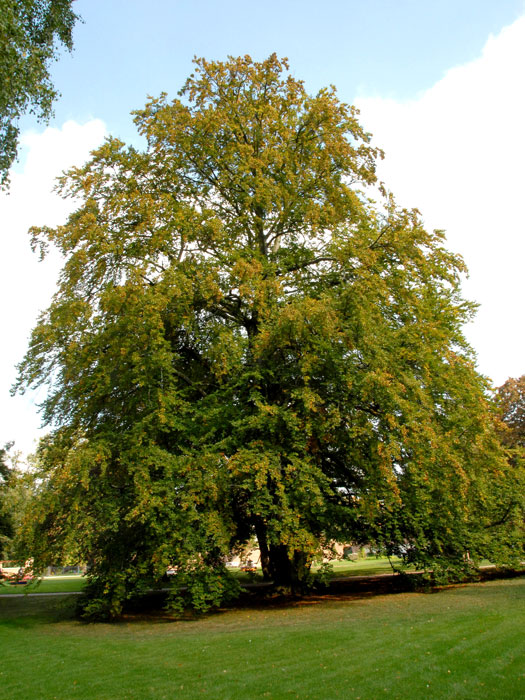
[3,0,525,457]
[17,0,524,146]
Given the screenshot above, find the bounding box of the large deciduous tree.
[0,0,78,186]
[15,55,522,618]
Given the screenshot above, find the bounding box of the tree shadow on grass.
[118,572,434,624]
[122,569,525,623]
[0,594,78,628]
[2,570,522,629]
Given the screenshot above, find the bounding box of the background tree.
[0,442,15,558]
[15,55,522,618]
[495,375,525,449]
[0,0,78,186]
[490,376,525,559]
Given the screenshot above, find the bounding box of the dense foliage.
[0,0,78,185]
[15,56,523,618]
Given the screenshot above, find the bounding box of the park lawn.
[0,575,86,595]
[0,576,523,699]
[233,556,405,585]
[324,556,405,577]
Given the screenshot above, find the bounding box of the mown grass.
[323,556,405,577]
[0,576,523,699]
[0,574,86,595]
[232,556,405,585]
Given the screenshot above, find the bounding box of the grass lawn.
[233,556,405,586]
[323,556,405,577]
[0,576,523,699]
[0,574,86,595]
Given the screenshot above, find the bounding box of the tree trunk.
[267,544,311,593]
[254,522,311,590]
[254,520,272,580]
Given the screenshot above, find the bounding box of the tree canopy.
[15,55,524,618]
[0,0,78,186]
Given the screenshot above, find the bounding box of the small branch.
[369,223,394,250]
[172,368,206,397]
[279,256,337,276]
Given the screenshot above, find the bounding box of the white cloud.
[356,15,525,387]
[0,119,107,459]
